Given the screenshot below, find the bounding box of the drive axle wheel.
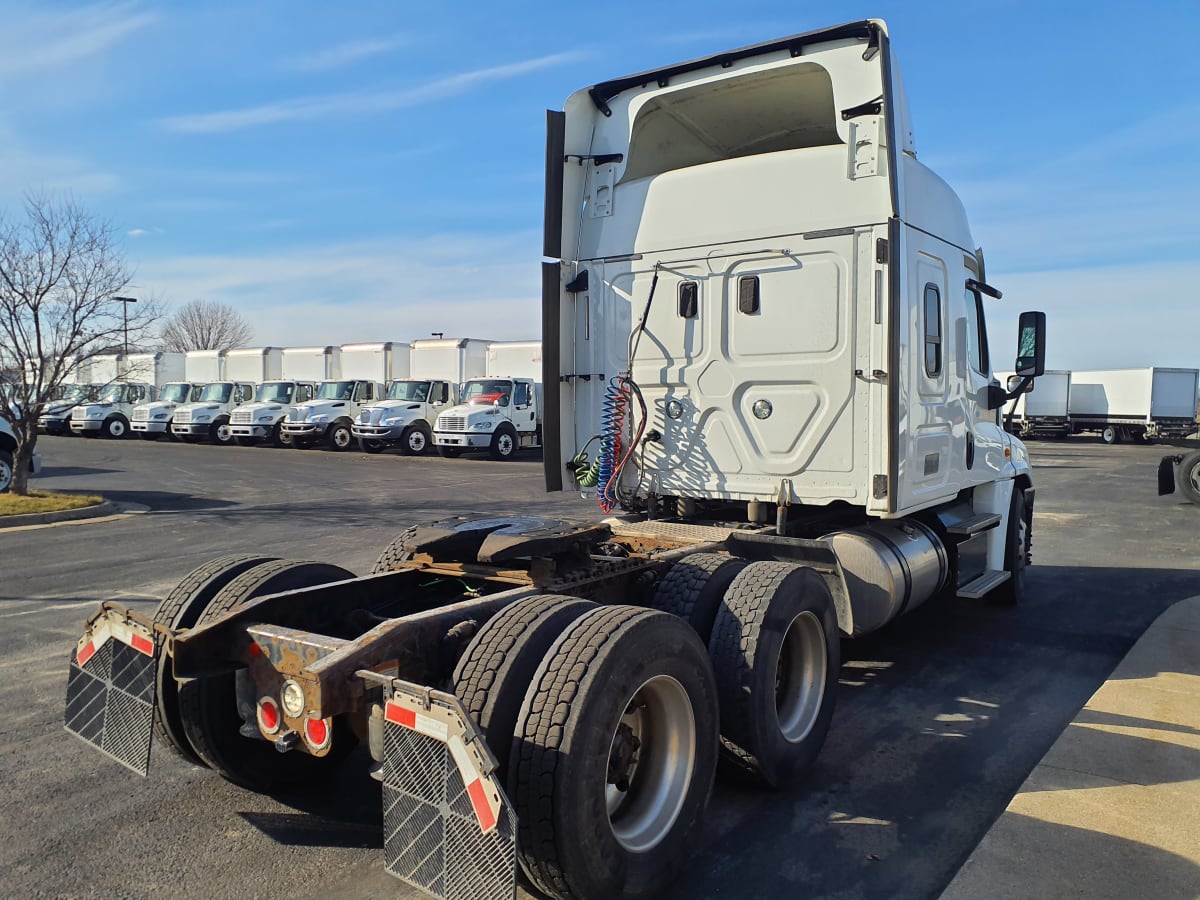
[452,594,596,782]
[651,553,747,641]
[708,562,839,789]
[152,554,281,765]
[511,606,718,900]
[178,560,358,791]
[371,526,418,573]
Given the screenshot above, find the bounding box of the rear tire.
[178,560,358,791]
[152,554,281,765]
[511,606,719,900]
[708,562,840,789]
[371,526,418,573]
[452,594,596,782]
[1101,425,1119,444]
[651,553,747,642]
[1177,451,1200,504]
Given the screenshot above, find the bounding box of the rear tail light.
[304,717,331,751]
[257,698,281,735]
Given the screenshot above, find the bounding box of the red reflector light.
[249,641,262,657]
[257,699,281,734]
[304,717,330,750]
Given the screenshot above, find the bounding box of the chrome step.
[946,513,1001,536]
[957,569,1011,599]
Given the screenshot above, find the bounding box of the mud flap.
[380,680,517,900]
[1159,455,1181,496]
[64,609,157,775]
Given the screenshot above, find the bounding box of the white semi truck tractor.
[67,20,1047,900]
[353,337,487,454]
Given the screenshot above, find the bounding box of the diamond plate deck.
[64,638,155,776]
[382,719,516,900]
[605,517,744,545]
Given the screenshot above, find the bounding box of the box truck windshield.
[255,382,295,403]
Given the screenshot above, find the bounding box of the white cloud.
[0,2,156,79]
[128,228,147,237]
[283,35,407,73]
[133,232,544,346]
[161,51,585,134]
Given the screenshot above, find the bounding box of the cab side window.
[964,289,990,375]
[514,383,531,406]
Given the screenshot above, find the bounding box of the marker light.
[280,680,306,718]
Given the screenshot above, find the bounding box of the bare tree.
[160,298,253,352]
[0,194,160,494]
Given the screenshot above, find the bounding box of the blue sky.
[0,1,1195,369]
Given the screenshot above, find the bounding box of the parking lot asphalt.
[1,434,1198,899]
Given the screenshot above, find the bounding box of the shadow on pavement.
[94,489,240,512]
[37,465,122,478]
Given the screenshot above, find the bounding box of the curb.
[0,499,120,530]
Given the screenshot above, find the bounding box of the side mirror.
[1015,311,1046,378]
[1007,374,1033,395]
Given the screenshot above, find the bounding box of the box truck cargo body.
[225,347,283,384]
[485,341,542,381]
[409,338,488,385]
[997,370,1071,438]
[281,347,338,382]
[185,350,226,383]
[1068,368,1199,442]
[119,353,186,387]
[340,342,411,385]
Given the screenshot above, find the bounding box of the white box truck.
[68,20,1051,900]
[1068,367,1199,443]
[37,357,98,435]
[185,349,227,384]
[171,348,278,445]
[997,369,1071,439]
[70,353,184,439]
[228,347,325,447]
[434,376,542,460]
[352,338,485,454]
[340,342,411,384]
[130,382,203,440]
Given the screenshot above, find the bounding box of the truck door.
[512,381,536,433]
[894,227,954,512]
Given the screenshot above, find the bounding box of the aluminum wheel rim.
[775,611,827,743]
[497,434,514,456]
[1188,461,1200,493]
[216,424,230,442]
[605,674,696,853]
[110,421,125,437]
[0,460,11,491]
[408,431,426,452]
[333,427,351,448]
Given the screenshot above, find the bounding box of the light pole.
[113,296,138,355]
[431,332,444,339]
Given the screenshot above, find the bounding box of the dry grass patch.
[0,490,104,517]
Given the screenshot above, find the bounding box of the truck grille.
[288,406,308,423]
[231,409,253,424]
[132,408,150,422]
[174,409,193,424]
[438,416,466,432]
[360,408,382,426]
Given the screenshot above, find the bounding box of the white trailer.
[998,370,1071,439]
[340,342,411,384]
[67,20,1049,900]
[485,341,542,382]
[185,350,227,384]
[1068,367,1199,443]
